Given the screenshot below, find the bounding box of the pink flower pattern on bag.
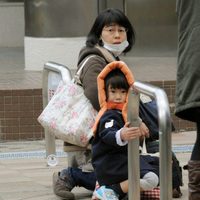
[68,84,78,96]
[71,111,78,119]
[80,133,88,143]
[38,80,97,147]
[50,119,57,129]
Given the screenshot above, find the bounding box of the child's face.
[107,85,127,103]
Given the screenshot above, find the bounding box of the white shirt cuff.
[116,129,128,146]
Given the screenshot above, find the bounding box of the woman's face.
[101,23,127,44]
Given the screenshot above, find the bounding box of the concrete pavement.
[0,46,195,199]
[0,131,196,200]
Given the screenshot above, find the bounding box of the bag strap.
[73,55,96,84]
[76,55,96,76]
[76,46,116,77]
[141,138,160,157]
[74,46,115,84]
[95,45,116,63]
[142,138,148,154]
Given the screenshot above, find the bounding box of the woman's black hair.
[86,8,135,53]
[105,68,129,98]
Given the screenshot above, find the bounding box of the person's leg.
[93,170,158,200]
[53,170,75,200]
[140,172,159,191]
[147,140,183,198]
[191,123,200,160]
[100,171,158,199]
[53,167,96,199]
[92,180,127,200]
[68,167,96,190]
[94,185,119,200]
[172,152,183,198]
[96,171,158,199]
[188,122,200,200]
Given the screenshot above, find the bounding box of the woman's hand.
[120,122,141,141]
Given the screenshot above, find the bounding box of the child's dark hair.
[105,68,129,96]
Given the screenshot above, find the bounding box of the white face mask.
[102,40,129,57]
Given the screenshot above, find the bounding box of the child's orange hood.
[92,61,134,135]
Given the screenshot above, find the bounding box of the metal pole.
[123,0,127,14]
[128,90,140,200]
[97,0,107,14]
[133,81,172,200]
[42,68,56,156]
[42,62,72,157]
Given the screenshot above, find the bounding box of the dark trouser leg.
[188,160,200,200]
[188,123,200,200]
[68,167,96,191]
[191,123,200,160]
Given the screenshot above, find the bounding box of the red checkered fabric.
[140,187,160,200]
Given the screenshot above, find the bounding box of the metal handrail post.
[42,62,72,157]
[42,68,56,156]
[128,91,140,200]
[128,81,172,200]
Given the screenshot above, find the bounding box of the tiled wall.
[149,80,196,132]
[0,80,196,141]
[0,89,44,140]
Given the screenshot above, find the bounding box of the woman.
[77,8,135,111]
[53,8,144,200]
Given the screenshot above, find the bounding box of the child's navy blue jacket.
[92,109,159,186]
[92,61,159,186]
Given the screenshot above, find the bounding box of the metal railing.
[128,81,172,200]
[42,62,172,199]
[42,61,72,156]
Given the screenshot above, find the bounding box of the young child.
[92,61,159,200]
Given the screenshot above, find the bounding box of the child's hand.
[139,122,149,138]
[120,122,141,141]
